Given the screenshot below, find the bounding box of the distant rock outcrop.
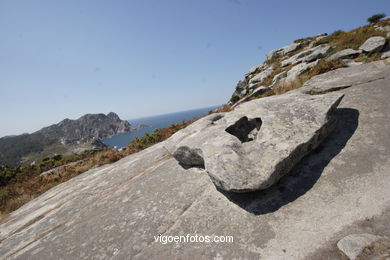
[39,112,133,145]
[0,112,133,166]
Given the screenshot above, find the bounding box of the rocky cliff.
[1,22,390,260]
[0,112,133,167]
[38,112,133,145]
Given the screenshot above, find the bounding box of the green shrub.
[230,94,240,103]
[52,154,62,161]
[367,13,386,24]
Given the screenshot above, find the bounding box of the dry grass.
[355,52,383,63]
[260,63,283,87]
[261,20,389,102]
[212,104,232,113]
[356,237,390,260]
[273,78,305,95]
[247,89,276,101]
[307,59,346,78]
[315,25,387,51]
[249,58,346,98]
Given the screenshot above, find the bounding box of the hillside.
[228,18,390,106]
[0,112,133,167]
[1,19,390,260]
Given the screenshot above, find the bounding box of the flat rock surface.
[300,59,390,94]
[326,48,361,61]
[1,62,390,259]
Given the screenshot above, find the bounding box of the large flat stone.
[272,70,287,85]
[303,44,333,62]
[359,36,386,54]
[266,42,302,60]
[165,92,344,192]
[281,44,332,67]
[248,65,274,85]
[326,48,361,61]
[285,60,319,82]
[300,59,390,94]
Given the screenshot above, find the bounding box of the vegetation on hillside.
[314,25,387,50]
[240,18,389,104]
[0,133,57,167]
[0,118,200,219]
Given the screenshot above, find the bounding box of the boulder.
[249,85,271,96]
[249,65,274,85]
[300,59,390,94]
[266,42,302,60]
[303,44,333,62]
[326,48,361,61]
[341,59,363,67]
[231,85,272,108]
[314,33,327,40]
[272,71,287,85]
[308,34,328,48]
[248,81,259,91]
[359,36,386,54]
[281,50,309,67]
[165,92,343,192]
[375,25,390,37]
[283,42,302,54]
[337,234,381,260]
[231,79,249,99]
[285,60,319,82]
[172,146,204,168]
[382,50,390,59]
[281,44,332,67]
[244,64,265,78]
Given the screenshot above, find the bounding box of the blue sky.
[0,0,389,136]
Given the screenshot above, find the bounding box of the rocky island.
[0,112,134,167]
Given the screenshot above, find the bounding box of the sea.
[102,105,220,149]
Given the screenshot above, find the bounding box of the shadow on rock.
[218,108,359,215]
